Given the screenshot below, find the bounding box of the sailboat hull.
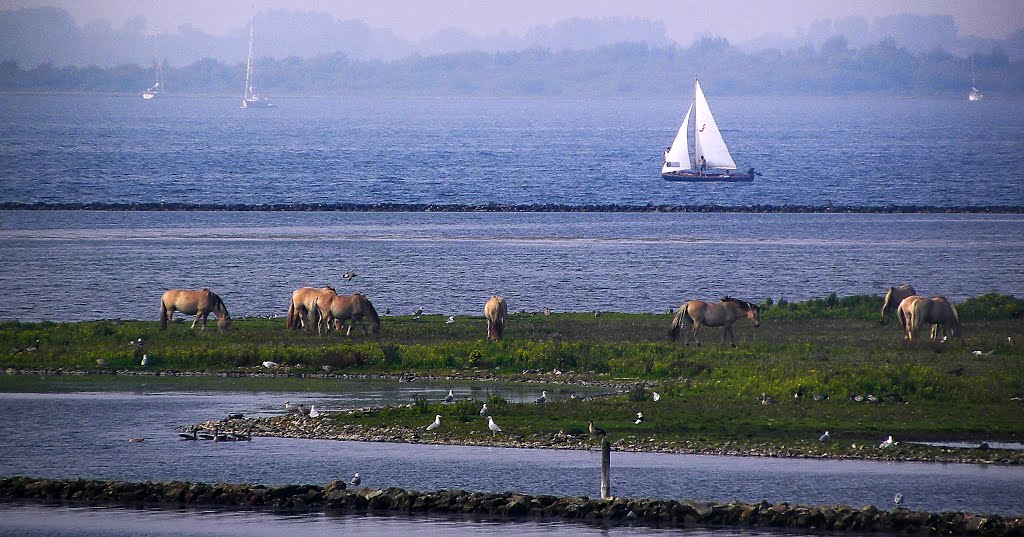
[662,171,755,182]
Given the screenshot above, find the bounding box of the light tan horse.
[881,284,917,321]
[669,296,760,346]
[287,286,337,330]
[897,295,963,345]
[159,289,231,331]
[312,293,380,336]
[484,295,508,341]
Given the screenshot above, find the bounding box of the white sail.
[693,79,736,170]
[662,103,692,174]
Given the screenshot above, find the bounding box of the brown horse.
[159,289,231,331]
[669,297,760,346]
[312,293,380,336]
[484,295,508,341]
[881,284,917,321]
[897,295,963,345]
[287,286,337,330]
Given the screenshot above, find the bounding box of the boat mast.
[244,15,256,100]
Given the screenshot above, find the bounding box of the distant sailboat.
[242,14,272,109]
[662,78,759,182]
[142,61,162,100]
[968,57,983,101]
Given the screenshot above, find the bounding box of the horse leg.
[191,311,202,329]
[692,323,701,347]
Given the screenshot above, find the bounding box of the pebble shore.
[1,476,1021,535]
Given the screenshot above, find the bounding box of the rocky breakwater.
[1,476,1022,535]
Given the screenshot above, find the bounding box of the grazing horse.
[312,293,380,336]
[669,297,760,346]
[484,295,508,341]
[897,295,963,345]
[881,285,917,321]
[287,286,337,330]
[159,289,231,331]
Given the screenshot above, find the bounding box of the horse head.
[746,302,761,327]
[214,294,231,332]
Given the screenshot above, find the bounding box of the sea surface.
[0,94,1022,207]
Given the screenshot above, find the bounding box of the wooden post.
[600,437,611,499]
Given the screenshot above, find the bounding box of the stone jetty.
[1,476,1021,536]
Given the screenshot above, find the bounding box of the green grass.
[2,294,1023,447]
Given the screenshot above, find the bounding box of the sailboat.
[662,78,758,182]
[968,58,983,101]
[241,14,272,109]
[142,61,162,100]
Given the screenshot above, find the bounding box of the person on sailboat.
[698,156,707,176]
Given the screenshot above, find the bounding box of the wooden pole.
[600,437,611,499]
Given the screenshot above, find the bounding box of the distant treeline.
[1,37,1021,96]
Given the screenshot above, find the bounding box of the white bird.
[535,391,547,404]
[443,389,454,403]
[634,412,644,424]
[322,365,333,373]
[140,354,149,367]
[446,315,455,325]
[479,403,489,416]
[309,404,321,418]
[426,415,441,431]
[285,401,299,414]
[652,392,661,402]
[894,493,904,506]
[972,350,983,355]
[350,473,361,486]
[487,416,502,435]
[819,430,831,442]
[879,435,895,449]
[262,361,278,369]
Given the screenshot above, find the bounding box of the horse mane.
[721,296,755,311]
[210,291,228,317]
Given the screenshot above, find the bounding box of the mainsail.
[661,103,692,174]
[693,79,737,170]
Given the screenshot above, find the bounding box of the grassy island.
[2,293,1023,463]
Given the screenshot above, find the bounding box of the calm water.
[0,95,1022,207]
[1,386,1022,518]
[0,211,1021,321]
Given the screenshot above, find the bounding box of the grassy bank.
[2,294,1023,454]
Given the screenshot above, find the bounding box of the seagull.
[652,392,661,402]
[343,270,357,281]
[140,354,149,367]
[487,416,502,436]
[414,307,424,317]
[588,420,607,437]
[350,473,361,487]
[262,361,278,369]
[426,415,441,431]
[543,308,551,316]
[384,308,391,315]
[285,401,299,414]
[309,404,321,418]
[879,435,895,449]
[972,350,984,355]
[443,389,455,403]
[894,493,904,507]
[819,430,831,442]
[479,403,489,416]
[322,365,334,373]
[535,391,547,404]
[634,412,644,424]
[594,310,601,318]
[128,437,145,443]
[446,315,455,325]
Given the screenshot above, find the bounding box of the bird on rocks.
[178,430,198,441]
[343,270,357,281]
[443,389,455,403]
[894,493,904,507]
[535,391,547,404]
[285,401,300,414]
[487,416,502,436]
[879,435,895,449]
[479,403,489,416]
[652,392,661,402]
[140,354,149,367]
[588,420,607,437]
[634,412,644,425]
[426,415,441,431]
[446,315,455,325]
[819,430,831,443]
[309,404,321,418]
[262,361,278,369]
[350,473,361,487]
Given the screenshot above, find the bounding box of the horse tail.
[949,302,963,341]
[897,304,908,333]
[668,304,685,340]
[159,296,169,330]
[496,299,507,340]
[310,296,322,333]
[287,299,297,330]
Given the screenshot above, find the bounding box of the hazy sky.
[3,0,1023,43]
